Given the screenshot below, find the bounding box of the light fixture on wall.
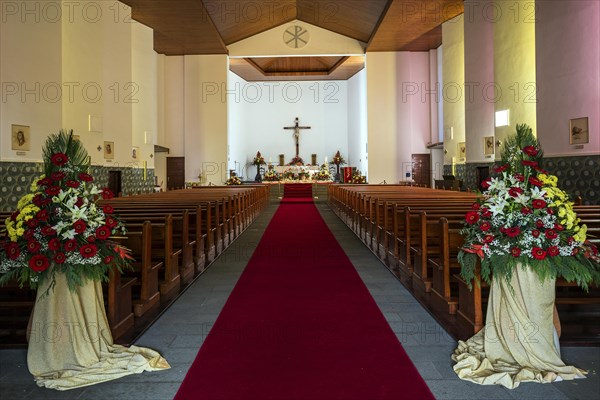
[495,109,510,127]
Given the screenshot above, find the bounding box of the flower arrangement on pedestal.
[283,169,296,181]
[252,151,265,166]
[458,124,600,289]
[263,168,280,182]
[352,170,367,184]
[225,176,242,185]
[288,155,304,166]
[297,170,311,181]
[312,164,332,182]
[329,150,346,166]
[0,130,131,293]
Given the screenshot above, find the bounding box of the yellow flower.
[573,224,587,242]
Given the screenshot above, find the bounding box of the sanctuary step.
[283,183,312,198]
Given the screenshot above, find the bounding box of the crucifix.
[283,117,311,157]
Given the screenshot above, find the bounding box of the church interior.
[1,1,599,399]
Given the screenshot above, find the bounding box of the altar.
[273,165,319,176]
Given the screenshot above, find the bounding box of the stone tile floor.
[0,201,597,399]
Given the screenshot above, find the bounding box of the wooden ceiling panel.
[230,56,364,81]
[250,56,344,73]
[204,0,297,44]
[297,0,389,43]
[368,0,463,51]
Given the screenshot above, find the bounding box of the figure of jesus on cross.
[283,117,311,157]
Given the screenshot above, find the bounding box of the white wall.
[227,74,349,179]
[366,51,434,184]
[0,2,62,161]
[347,69,368,177]
[464,0,495,163]
[536,1,600,156]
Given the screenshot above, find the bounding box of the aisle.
[173,198,434,400]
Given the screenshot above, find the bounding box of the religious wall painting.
[11,124,30,151]
[457,142,466,161]
[569,117,589,145]
[483,136,495,156]
[104,141,114,159]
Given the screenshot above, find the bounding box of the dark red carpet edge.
[173,197,435,400]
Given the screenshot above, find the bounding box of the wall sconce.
[444,149,448,155]
[495,109,510,127]
[97,145,102,151]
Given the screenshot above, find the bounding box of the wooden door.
[411,154,431,187]
[167,157,185,190]
[108,170,122,197]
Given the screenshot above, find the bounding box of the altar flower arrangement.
[288,155,304,166]
[0,130,131,293]
[352,170,366,184]
[313,164,332,182]
[263,169,280,182]
[329,150,346,166]
[225,176,242,185]
[458,124,600,290]
[252,151,265,166]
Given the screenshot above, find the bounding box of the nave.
[0,199,598,399]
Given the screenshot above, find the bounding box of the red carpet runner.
[173,198,435,400]
[283,183,313,198]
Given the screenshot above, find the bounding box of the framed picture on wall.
[11,124,31,151]
[104,141,114,159]
[483,136,495,155]
[569,117,589,145]
[457,142,466,160]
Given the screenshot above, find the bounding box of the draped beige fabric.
[452,264,586,389]
[27,271,170,390]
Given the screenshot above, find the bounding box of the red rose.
[494,164,509,173]
[87,235,96,243]
[75,197,84,208]
[53,252,67,264]
[483,234,494,244]
[41,226,57,236]
[26,218,39,229]
[27,241,41,253]
[532,229,541,238]
[480,221,491,232]
[5,243,20,260]
[10,211,19,221]
[554,223,564,231]
[105,216,118,228]
[95,226,111,240]
[79,173,93,182]
[547,246,559,257]
[103,205,114,214]
[66,180,80,188]
[481,178,491,189]
[532,199,547,209]
[50,171,65,181]
[465,211,480,225]
[528,177,543,187]
[521,207,532,215]
[48,238,62,251]
[522,146,539,156]
[65,239,78,252]
[536,220,544,228]
[481,208,492,218]
[101,188,114,200]
[73,219,87,234]
[37,177,52,187]
[471,203,481,210]
[532,247,547,260]
[522,160,538,167]
[505,227,520,237]
[508,187,523,197]
[510,247,521,257]
[51,153,68,166]
[545,229,558,240]
[36,209,49,221]
[23,230,35,240]
[547,208,554,215]
[29,254,50,272]
[514,173,525,182]
[103,255,114,265]
[534,166,549,174]
[79,243,98,259]
[45,186,61,196]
